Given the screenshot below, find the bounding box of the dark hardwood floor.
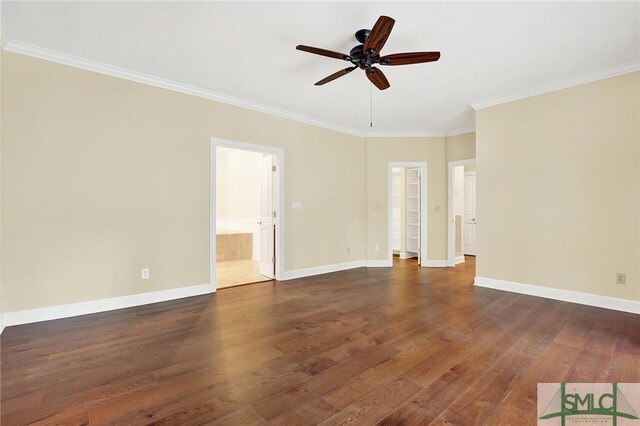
[2,257,639,425]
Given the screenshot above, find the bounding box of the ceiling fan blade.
[365,67,390,90]
[296,45,351,61]
[315,66,358,86]
[364,16,395,54]
[380,51,441,66]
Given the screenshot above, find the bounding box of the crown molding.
[3,39,477,138]
[365,130,447,138]
[364,126,476,138]
[469,61,640,110]
[445,127,476,137]
[3,39,368,137]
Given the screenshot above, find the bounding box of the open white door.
[259,155,275,278]
[463,173,477,255]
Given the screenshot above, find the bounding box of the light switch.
[292,201,302,210]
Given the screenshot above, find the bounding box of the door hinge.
[272,257,276,264]
[272,165,276,172]
[273,211,276,218]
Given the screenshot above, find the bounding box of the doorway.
[210,138,284,291]
[388,162,427,267]
[447,159,476,266]
[463,171,477,256]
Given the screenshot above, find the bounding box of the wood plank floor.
[2,257,639,425]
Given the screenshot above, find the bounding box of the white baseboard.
[455,256,465,265]
[284,261,367,280]
[2,284,213,328]
[399,252,411,260]
[366,260,393,268]
[474,276,640,314]
[424,260,448,267]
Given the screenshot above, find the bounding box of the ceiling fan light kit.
[297,15,441,90]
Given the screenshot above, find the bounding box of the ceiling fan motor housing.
[350,43,380,69]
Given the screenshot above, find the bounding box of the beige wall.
[9,47,635,316]
[216,147,262,221]
[365,137,447,261]
[0,47,3,319]
[1,51,366,312]
[446,132,476,163]
[476,72,640,302]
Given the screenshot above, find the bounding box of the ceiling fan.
[296,15,440,91]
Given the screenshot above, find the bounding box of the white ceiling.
[3,1,639,135]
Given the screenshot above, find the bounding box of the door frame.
[447,159,476,267]
[387,162,427,267]
[463,171,477,256]
[210,137,285,292]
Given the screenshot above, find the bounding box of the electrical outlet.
[346,246,351,254]
[616,273,625,284]
[375,244,380,252]
[141,268,150,280]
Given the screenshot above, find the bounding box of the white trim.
[365,128,477,138]
[366,260,394,268]
[455,255,465,265]
[399,251,412,260]
[469,61,640,110]
[3,40,474,138]
[474,276,640,315]
[8,40,634,133]
[2,284,211,327]
[446,127,476,137]
[424,260,448,267]
[388,162,428,268]
[447,159,476,266]
[283,261,366,280]
[4,40,476,138]
[4,40,362,137]
[366,130,447,138]
[211,138,285,290]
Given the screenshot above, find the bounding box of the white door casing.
[391,168,402,252]
[405,168,422,263]
[259,155,275,278]
[415,168,422,265]
[387,162,427,268]
[210,137,284,291]
[463,172,477,256]
[447,159,475,267]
